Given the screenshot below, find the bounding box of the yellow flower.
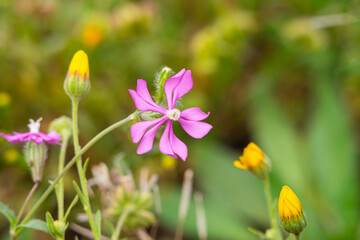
[161,155,177,170]
[82,24,104,48]
[233,142,271,179]
[3,149,19,164]
[278,185,307,235]
[68,50,89,79]
[64,50,91,100]
[0,92,11,107]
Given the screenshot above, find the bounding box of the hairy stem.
[57,134,69,221]
[295,234,301,240]
[16,182,39,224]
[18,112,137,230]
[71,99,98,239]
[264,177,282,240]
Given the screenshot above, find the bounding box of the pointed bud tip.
[68,50,89,78]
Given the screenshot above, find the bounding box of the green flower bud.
[24,141,47,183]
[48,116,72,141]
[155,66,174,103]
[64,50,90,100]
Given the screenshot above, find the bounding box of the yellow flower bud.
[278,185,307,235]
[233,142,271,179]
[64,50,90,100]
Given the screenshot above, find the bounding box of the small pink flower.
[0,118,62,145]
[129,69,212,161]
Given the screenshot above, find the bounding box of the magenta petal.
[164,69,186,109]
[180,107,210,121]
[136,79,162,110]
[129,89,165,113]
[1,132,27,143]
[172,70,193,106]
[137,118,166,154]
[169,124,188,161]
[159,121,177,158]
[131,116,166,143]
[178,118,213,139]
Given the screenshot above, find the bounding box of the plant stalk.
[71,99,98,239]
[264,176,282,240]
[16,181,39,224]
[18,112,137,230]
[57,134,69,221]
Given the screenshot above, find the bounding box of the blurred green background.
[0,0,359,239]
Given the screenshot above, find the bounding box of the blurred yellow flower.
[233,142,271,179]
[161,155,177,170]
[278,185,307,235]
[0,92,11,107]
[82,24,104,48]
[3,149,19,163]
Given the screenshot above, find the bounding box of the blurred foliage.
[0,0,360,239]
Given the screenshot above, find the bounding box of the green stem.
[16,182,39,224]
[71,99,98,239]
[111,209,130,240]
[18,112,137,230]
[264,177,282,240]
[57,134,69,221]
[295,234,301,240]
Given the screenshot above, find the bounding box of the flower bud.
[155,66,174,103]
[49,116,72,141]
[24,141,48,183]
[233,142,271,180]
[278,185,307,235]
[64,50,90,100]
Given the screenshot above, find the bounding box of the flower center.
[28,117,43,133]
[166,109,181,121]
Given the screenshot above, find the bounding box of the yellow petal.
[68,50,89,78]
[233,160,248,169]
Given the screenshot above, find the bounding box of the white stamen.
[28,117,43,133]
[166,109,181,121]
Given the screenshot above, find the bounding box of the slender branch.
[111,209,130,240]
[18,112,137,228]
[16,182,39,223]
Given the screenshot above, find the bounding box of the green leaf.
[46,212,60,238]
[95,210,102,239]
[72,181,86,206]
[248,227,265,239]
[18,219,50,234]
[0,202,16,228]
[83,158,90,174]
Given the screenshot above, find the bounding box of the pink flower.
[0,118,62,145]
[129,69,212,161]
